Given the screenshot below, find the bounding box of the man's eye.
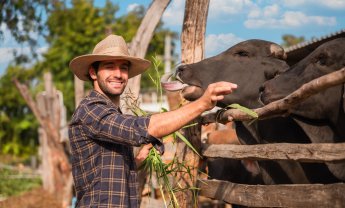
[105,65,114,69]
[121,66,129,71]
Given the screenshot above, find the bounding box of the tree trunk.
[121,0,171,114]
[13,73,72,208]
[74,75,84,108]
[175,0,210,207]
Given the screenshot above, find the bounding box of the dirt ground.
[0,188,230,208]
[0,187,61,208]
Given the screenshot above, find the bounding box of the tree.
[0,0,49,63]
[37,0,177,116]
[282,34,305,47]
[112,5,178,90]
[36,0,114,115]
[0,66,38,157]
[0,0,176,157]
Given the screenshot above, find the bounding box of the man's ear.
[89,67,97,80]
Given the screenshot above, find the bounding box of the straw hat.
[69,34,151,81]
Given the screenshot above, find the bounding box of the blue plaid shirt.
[69,90,162,208]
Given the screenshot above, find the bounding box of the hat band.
[93,46,130,56]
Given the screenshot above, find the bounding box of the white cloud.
[0,24,16,47]
[282,0,308,7]
[248,6,261,18]
[248,4,280,18]
[163,0,257,27]
[321,0,345,9]
[263,4,280,17]
[208,0,256,19]
[0,46,48,75]
[162,0,185,27]
[205,33,244,57]
[245,11,337,29]
[283,0,345,9]
[0,48,14,64]
[127,3,140,12]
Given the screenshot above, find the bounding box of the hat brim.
[69,54,151,81]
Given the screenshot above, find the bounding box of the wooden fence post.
[175,0,210,207]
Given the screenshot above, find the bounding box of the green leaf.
[227,103,258,118]
[175,131,201,157]
[18,120,32,130]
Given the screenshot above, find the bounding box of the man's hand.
[135,143,153,166]
[199,82,238,110]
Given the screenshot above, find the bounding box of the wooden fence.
[196,69,345,207]
[198,143,345,207]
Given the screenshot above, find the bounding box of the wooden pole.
[202,143,345,162]
[198,179,345,207]
[208,67,345,123]
[175,0,210,207]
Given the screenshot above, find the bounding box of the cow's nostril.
[259,85,265,93]
[177,66,185,72]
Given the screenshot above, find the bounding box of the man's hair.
[87,61,100,82]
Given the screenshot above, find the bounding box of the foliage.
[112,5,178,90]
[227,103,258,118]
[0,65,39,158]
[36,0,117,116]
[281,34,305,47]
[36,0,177,116]
[139,147,201,208]
[0,167,41,197]
[0,0,176,161]
[0,0,50,63]
[126,59,200,208]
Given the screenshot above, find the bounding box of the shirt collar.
[89,90,122,112]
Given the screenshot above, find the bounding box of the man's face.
[90,60,130,98]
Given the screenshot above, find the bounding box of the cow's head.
[260,38,345,123]
[174,39,289,109]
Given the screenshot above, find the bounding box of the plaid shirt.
[69,90,161,208]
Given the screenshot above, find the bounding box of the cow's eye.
[316,54,327,66]
[236,51,249,57]
[265,71,279,80]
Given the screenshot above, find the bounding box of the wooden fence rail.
[198,179,345,207]
[199,142,345,207]
[202,143,345,162]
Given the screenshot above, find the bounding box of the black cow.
[169,39,337,184]
[260,38,345,181]
[177,39,288,109]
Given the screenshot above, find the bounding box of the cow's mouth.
[161,72,204,101]
[160,72,188,91]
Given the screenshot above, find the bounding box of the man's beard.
[97,78,126,99]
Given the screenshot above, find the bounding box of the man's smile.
[107,79,124,88]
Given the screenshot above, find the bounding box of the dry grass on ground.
[0,187,61,208]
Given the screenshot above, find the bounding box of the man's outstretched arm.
[148,82,237,138]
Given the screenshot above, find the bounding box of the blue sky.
[1,0,345,76]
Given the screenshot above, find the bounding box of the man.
[69,34,237,208]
